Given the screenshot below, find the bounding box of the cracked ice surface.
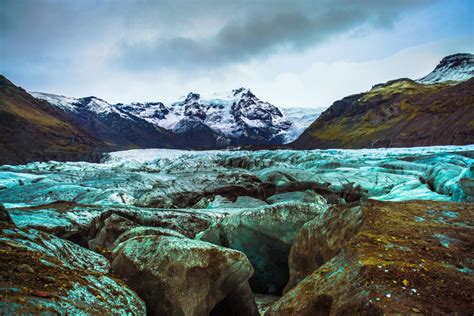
[0,145,472,213]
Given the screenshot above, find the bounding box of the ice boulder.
[112,235,258,316]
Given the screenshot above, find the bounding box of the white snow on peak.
[31,92,130,118]
[30,92,79,112]
[119,87,292,139]
[31,88,321,142]
[418,53,474,84]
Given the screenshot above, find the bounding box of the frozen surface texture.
[0,145,473,314]
[2,145,472,213]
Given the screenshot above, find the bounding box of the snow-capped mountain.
[31,92,128,117]
[418,53,474,84]
[30,92,181,149]
[117,88,292,146]
[32,88,319,148]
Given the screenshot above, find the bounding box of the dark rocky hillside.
[292,78,474,149]
[0,75,104,164]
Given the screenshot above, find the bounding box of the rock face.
[88,212,187,251]
[198,201,328,295]
[293,78,474,149]
[284,205,362,293]
[0,223,146,315]
[266,200,474,315]
[112,235,258,316]
[88,213,139,251]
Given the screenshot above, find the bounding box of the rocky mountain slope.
[0,76,104,165]
[293,53,474,149]
[30,92,183,150]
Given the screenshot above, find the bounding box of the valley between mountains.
[0,53,473,315]
[1,53,473,165]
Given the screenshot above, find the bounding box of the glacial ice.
[0,145,472,212]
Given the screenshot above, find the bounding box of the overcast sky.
[1,0,473,107]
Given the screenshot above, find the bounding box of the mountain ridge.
[32,87,300,148]
[0,75,104,164]
[292,53,474,149]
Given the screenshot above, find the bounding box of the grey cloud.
[1,0,436,78]
[115,0,435,71]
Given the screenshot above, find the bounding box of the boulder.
[198,201,328,294]
[0,223,145,315]
[266,200,474,315]
[112,235,257,316]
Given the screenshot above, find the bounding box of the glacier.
[1,145,472,211]
[0,145,473,313]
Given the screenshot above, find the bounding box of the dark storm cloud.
[1,0,435,75]
[116,0,435,70]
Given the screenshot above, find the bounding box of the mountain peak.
[233,87,255,98]
[418,53,474,84]
[184,92,200,103]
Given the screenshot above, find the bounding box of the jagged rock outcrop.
[266,200,474,315]
[112,235,258,316]
[88,213,139,251]
[88,213,187,251]
[197,201,328,295]
[284,205,362,293]
[0,223,146,315]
